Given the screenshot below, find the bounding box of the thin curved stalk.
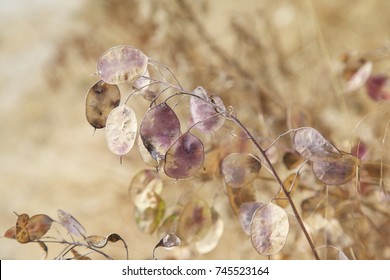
[228,114,320,260]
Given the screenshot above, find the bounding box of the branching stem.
[228,114,320,260]
[142,65,321,259]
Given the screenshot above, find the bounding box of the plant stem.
[147,67,320,259]
[229,115,320,260]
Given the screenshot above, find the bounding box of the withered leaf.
[134,194,166,234]
[128,169,163,210]
[238,202,264,236]
[195,208,224,254]
[157,209,180,238]
[57,209,86,238]
[15,213,53,244]
[27,214,54,242]
[226,184,257,216]
[164,132,205,179]
[139,102,181,161]
[250,203,289,256]
[86,233,128,259]
[153,233,181,260]
[16,213,30,243]
[97,45,148,85]
[4,226,16,239]
[312,154,359,185]
[293,127,340,161]
[85,80,120,129]
[283,151,304,170]
[221,153,261,188]
[177,199,212,243]
[105,104,137,156]
[189,86,226,133]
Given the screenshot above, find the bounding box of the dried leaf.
[105,104,137,156]
[226,184,257,216]
[157,210,180,238]
[4,226,16,239]
[85,235,107,248]
[153,233,181,259]
[250,203,289,256]
[26,214,54,241]
[15,213,53,244]
[97,45,148,85]
[134,193,165,234]
[164,132,204,179]
[86,233,128,259]
[156,233,181,249]
[57,209,86,237]
[15,213,30,243]
[137,135,158,168]
[85,80,120,129]
[140,102,181,161]
[128,169,163,210]
[195,209,224,254]
[283,151,304,169]
[312,154,359,185]
[238,202,264,236]
[177,199,212,243]
[189,86,225,133]
[293,127,340,161]
[221,153,261,188]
